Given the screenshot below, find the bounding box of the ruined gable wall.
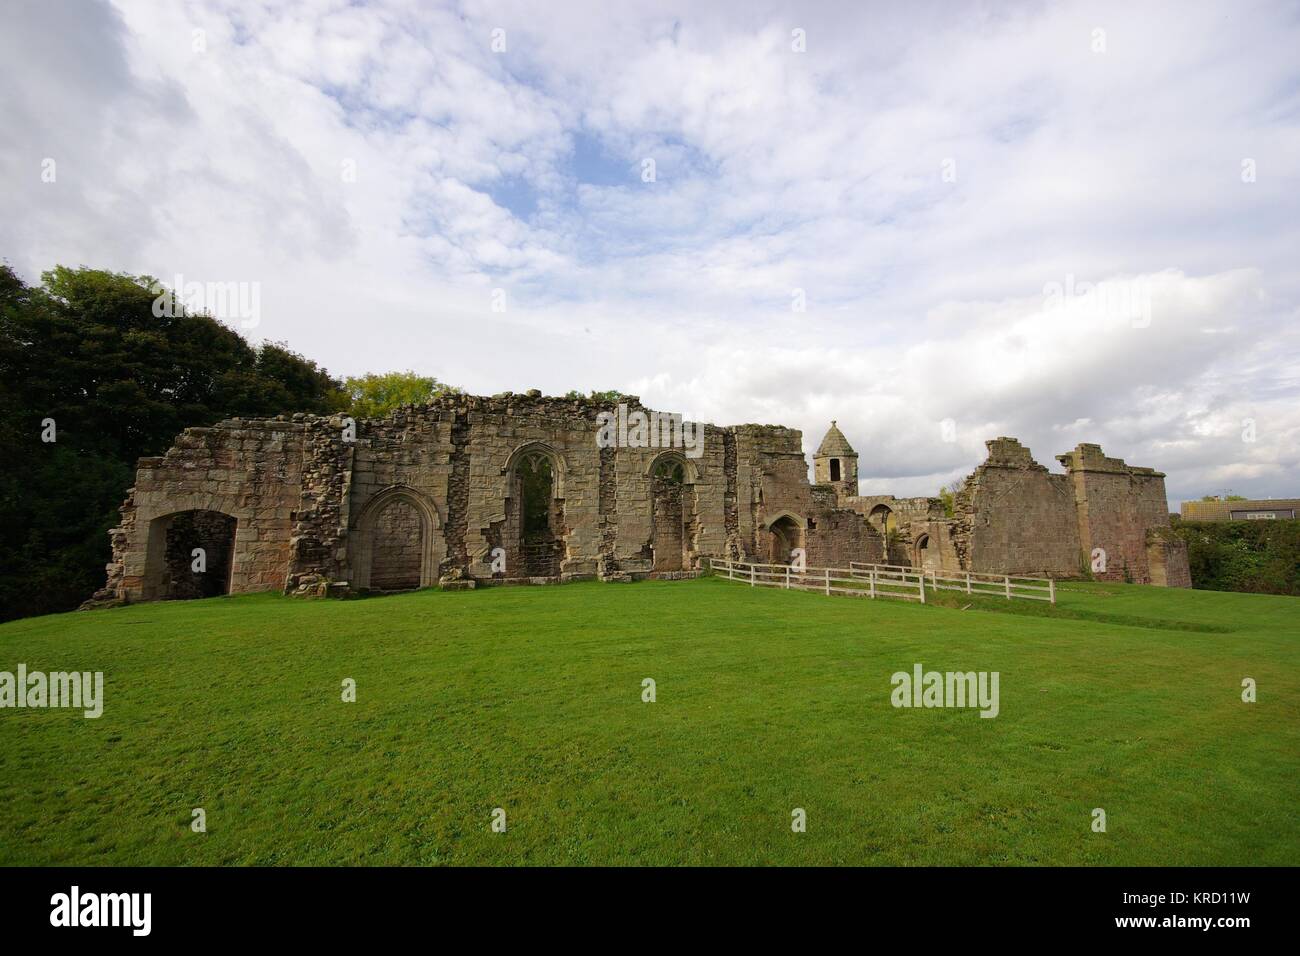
[1056,443,1183,585]
[956,438,1082,576]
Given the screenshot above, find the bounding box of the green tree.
[0,263,346,621]
[1174,519,1300,595]
[342,371,461,418]
[564,389,630,403]
[937,479,964,518]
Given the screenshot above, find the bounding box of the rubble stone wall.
[94,419,308,605]
[91,395,1191,606]
[955,438,1083,577]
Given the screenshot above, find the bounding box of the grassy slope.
[0,577,1296,866]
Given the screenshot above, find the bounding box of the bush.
[1172,520,1300,596]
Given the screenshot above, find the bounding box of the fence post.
[1004,575,1011,600]
[785,565,790,589]
[824,568,830,595]
[965,572,971,594]
[1049,577,1055,605]
[870,569,876,599]
[919,571,926,604]
[750,564,756,587]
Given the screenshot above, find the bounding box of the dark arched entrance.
[915,533,934,570]
[651,455,688,571]
[510,449,563,576]
[867,503,894,536]
[767,515,804,565]
[144,510,237,600]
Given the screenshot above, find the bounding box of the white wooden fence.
[849,562,1055,604]
[710,558,926,602]
[706,558,1055,605]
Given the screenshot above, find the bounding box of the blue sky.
[2,0,1298,506]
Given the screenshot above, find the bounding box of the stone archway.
[142,510,237,600]
[502,443,567,578]
[369,498,425,590]
[915,533,935,570]
[649,452,695,572]
[353,487,442,592]
[867,503,894,536]
[765,512,806,565]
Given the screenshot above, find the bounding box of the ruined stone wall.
[96,418,309,604]
[161,510,236,599]
[284,416,354,596]
[316,393,754,586]
[335,407,452,592]
[92,394,1192,606]
[612,422,726,577]
[96,394,819,602]
[730,425,807,560]
[1146,527,1192,588]
[804,486,876,567]
[841,494,939,566]
[1055,443,1186,585]
[955,438,1082,577]
[907,518,961,571]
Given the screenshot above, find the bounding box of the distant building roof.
[1181,498,1300,520]
[816,421,856,458]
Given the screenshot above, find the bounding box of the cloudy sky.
[3,0,1298,506]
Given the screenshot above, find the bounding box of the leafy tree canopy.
[343,371,461,419]
[564,389,630,403]
[0,263,346,620]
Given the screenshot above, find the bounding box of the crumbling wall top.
[981,437,1043,469]
[1055,442,1165,478]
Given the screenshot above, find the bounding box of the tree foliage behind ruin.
[343,371,460,419]
[0,263,347,621]
[1172,520,1300,596]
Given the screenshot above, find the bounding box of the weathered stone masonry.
[88,392,1189,605]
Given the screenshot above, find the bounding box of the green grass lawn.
[1,576,1296,866]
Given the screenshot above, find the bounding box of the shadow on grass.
[922,588,1233,634]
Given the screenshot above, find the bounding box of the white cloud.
[2,0,1298,507]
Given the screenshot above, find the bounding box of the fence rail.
[710,558,926,602]
[849,562,1055,603]
[706,558,1054,604]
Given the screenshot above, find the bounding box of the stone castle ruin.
[87,390,1190,607]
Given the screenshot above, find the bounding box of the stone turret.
[813,421,859,498]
